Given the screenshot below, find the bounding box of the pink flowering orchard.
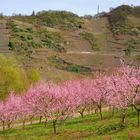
[121,65,140,126]
[0,64,140,133]
[23,82,48,126]
[0,102,5,131]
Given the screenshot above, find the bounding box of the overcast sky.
[0,0,139,16]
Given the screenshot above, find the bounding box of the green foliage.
[12,16,37,24]
[124,39,136,56]
[97,123,124,135]
[20,35,33,42]
[20,35,28,41]
[0,110,140,140]
[36,10,84,30]
[68,65,82,73]
[8,42,15,50]
[8,41,35,57]
[25,27,33,33]
[20,35,33,41]
[8,21,38,56]
[27,35,33,40]
[49,56,92,74]
[8,20,67,56]
[12,11,84,30]
[108,5,140,34]
[8,21,24,32]
[28,69,41,83]
[0,55,29,99]
[40,30,66,52]
[80,32,99,50]
[30,41,37,48]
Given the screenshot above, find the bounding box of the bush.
[97,123,124,135]
[14,27,24,32]
[30,41,37,48]
[8,42,15,50]
[41,31,66,52]
[124,39,136,56]
[0,55,29,99]
[27,35,33,40]
[20,35,33,41]
[25,27,33,33]
[20,35,28,41]
[28,69,41,83]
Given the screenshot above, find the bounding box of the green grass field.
[1,110,140,140]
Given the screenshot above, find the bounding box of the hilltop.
[0,5,140,81]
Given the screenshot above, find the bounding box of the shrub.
[25,27,33,33]
[41,31,66,52]
[8,42,15,50]
[0,55,29,99]
[97,123,124,135]
[27,35,33,40]
[30,41,37,48]
[28,68,41,83]
[20,35,28,41]
[80,32,99,50]
[124,39,136,56]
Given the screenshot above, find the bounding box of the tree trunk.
[111,107,115,118]
[137,110,140,127]
[98,106,103,120]
[44,118,47,128]
[2,121,5,131]
[79,111,84,118]
[30,117,33,125]
[7,122,11,129]
[39,116,42,124]
[39,116,43,123]
[53,120,57,134]
[22,119,26,129]
[120,110,126,127]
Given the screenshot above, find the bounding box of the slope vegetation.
[0,5,139,81]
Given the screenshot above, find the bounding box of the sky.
[0,0,140,16]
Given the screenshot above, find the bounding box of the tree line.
[0,61,140,134]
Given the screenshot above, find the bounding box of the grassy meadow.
[0,109,140,140]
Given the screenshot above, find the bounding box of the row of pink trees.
[0,64,139,133]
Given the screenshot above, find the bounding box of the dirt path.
[66,51,125,57]
[85,17,109,33]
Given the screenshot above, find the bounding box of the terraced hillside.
[0,5,140,81]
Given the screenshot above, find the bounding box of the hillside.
[0,5,140,81]
[107,5,140,35]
